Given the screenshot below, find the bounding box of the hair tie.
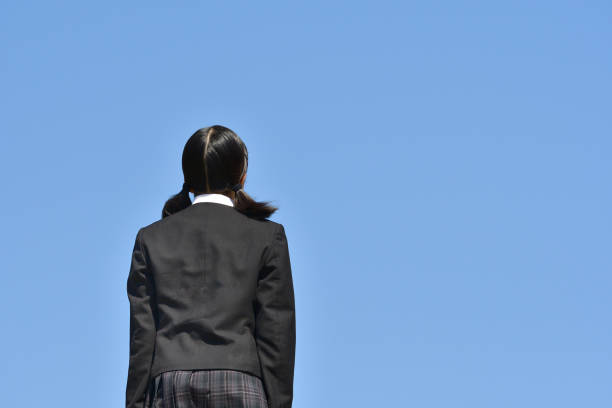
[231,183,242,193]
[182,182,190,193]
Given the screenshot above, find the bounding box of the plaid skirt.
[144,369,269,408]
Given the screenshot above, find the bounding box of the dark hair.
[162,125,278,220]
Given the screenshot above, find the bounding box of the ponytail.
[232,185,278,220]
[161,182,192,219]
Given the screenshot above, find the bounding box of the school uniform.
[126,193,296,408]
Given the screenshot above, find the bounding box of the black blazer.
[125,201,296,408]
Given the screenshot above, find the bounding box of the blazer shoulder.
[258,219,284,234]
[238,212,283,231]
[136,218,164,239]
[241,218,286,248]
[137,205,190,236]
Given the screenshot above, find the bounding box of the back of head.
[162,125,278,220]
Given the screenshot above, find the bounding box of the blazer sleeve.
[254,224,297,408]
[125,229,157,408]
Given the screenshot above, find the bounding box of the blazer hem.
[150,363,263,382]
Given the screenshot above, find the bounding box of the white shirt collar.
[192,193,234,207]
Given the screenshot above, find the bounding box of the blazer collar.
[192,193,234,207]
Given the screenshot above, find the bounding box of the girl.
[126,125,296,408]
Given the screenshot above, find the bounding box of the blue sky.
[1,1,610,407]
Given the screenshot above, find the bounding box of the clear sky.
[1,1,610,407]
